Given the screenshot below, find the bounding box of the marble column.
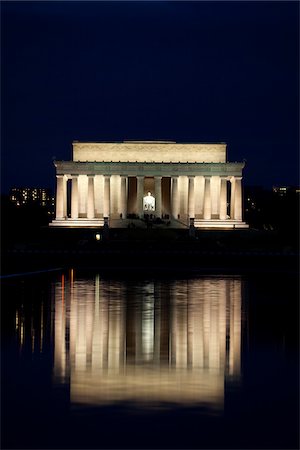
[63,176,68,218]
[230,177,236,219]
[71,175,79,219]
[171,176,179,219]
[87,175,95,219]
[203,176,211,220]
[155,176,162,217]
[219,177,228,220]
[234,177,242,220]
[120,176,128,219]
[136,176,144,217]
[103,175,111,218]
[56,175,67,219]
[188,176,195,218]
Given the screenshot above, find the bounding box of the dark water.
[2,270,299,449]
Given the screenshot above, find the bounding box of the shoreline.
[3,247,298,277]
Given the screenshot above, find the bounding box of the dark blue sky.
[2,1,299,194]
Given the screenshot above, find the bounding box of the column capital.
[154,175,162,179]
[56,174,66,179]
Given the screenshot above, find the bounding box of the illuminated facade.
[51,141,248,229]
[53,275,242,409]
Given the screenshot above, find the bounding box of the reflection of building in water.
[53,273,242,409]
[14,292,50,358]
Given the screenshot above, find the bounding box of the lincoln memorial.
[50,141,248,229]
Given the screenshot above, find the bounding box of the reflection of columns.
[209,288,220,369]
[142,295,155,360]
[87,175,95,219]
[230,177,235,219]
[86,289,94,366]
[171,176,179,219]
[71,175,79,219]
[229,279,241,376]
[136,176,144,217]
[92,275,100,368]
[203,281,210,368]
[203,176,211,220]
[155,176,162,217]
[188,176,195,218]
[154,288,161,364]
[120,176,128,218]
[54,276,66,377]
[103,176,110,218]
[234,177,242,220]
[219,177,227,220]
[219,280,227,370]
[56,175,67,219]
[108,300,123,371]
[76,289,87,369]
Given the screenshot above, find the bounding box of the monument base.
[194,220,249,229]
[50,218,104,228]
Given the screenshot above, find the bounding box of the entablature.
[54,161,245,177]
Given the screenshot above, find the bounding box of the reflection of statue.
[143,192,155,211]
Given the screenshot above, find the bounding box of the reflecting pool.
[2,271,298,449]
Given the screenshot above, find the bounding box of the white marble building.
[50,141,248,229]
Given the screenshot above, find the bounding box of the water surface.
[2,271,298,448]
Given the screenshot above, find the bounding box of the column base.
[50,218,104,228]
[194,219,249,229]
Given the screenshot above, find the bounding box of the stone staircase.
[109,217,188,229]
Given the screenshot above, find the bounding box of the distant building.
[10,187,54,209]
[272,186,300,196]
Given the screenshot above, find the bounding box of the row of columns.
[171,175,242,221]
[56,174,243,221]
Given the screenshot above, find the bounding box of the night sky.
[2,1,299,194]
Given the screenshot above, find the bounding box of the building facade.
[50,141,248,229]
